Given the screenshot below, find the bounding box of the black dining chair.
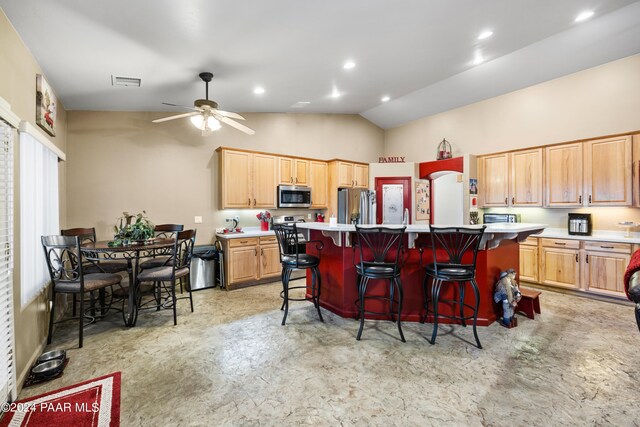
[352,225,406,342]
[42,235,124,348]
[139,224,184,270]
[419,225,486,348]
[136,229,196,325]
[272,223,324,325]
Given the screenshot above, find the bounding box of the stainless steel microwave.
[278,185,312,208]
[483,213,520,224]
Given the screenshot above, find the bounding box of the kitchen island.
[296,222,546,326]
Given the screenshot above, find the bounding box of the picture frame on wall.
[36,74,56,136]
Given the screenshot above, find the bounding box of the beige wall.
[0,9,68,389]
[66,111,383,242]
[384,54,640,229]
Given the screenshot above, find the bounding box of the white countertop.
[531,228,640,244]
[216,227,274,239]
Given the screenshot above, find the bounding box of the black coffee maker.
[568,213,591,236]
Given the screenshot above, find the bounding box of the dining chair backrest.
[428,225,486,274]
[41,235,84,286]
[353,226,406,276]
[173,229,196,270]
[61,227,96,245]
[154,224,184,239]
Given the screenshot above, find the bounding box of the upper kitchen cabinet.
[278,157,309,186]
[511,148,543,206]
[354,164,369,189]
[478,153,509,207]
[219,148,277,209]
[309,160,328,208]
[545,142,583,207]
[583,136,631,206]
[329,160,369,188]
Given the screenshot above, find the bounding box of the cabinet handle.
[295,177,298,183]
[253,198,256,206]
[254,248,257,256]
[586,254,589,263]
[589,195,592,204]
[579,195,582,204]
[600,245,614,249]
[511,197,515,205]
[248,198,251,206]
[554,242,566,246]
[575,253,578,262]
[352,180,354,186]
[505,197,508,205]
[290,177,293,183]
[260,248,264,256]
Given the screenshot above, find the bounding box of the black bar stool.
[272,223,324,325]
[353,225,406,342]
[419,225,486,348]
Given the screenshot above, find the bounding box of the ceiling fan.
[152,72,255,135]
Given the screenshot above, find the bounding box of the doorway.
[375,177,411,225]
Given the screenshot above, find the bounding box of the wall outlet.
[194,216,203,224]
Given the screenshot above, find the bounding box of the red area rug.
[1,372,121,427]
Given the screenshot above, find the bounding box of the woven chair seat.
[137,266,189,282]
[54,273,122,293]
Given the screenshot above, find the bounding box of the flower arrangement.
[108,211,155,247]
[256,210,271,231]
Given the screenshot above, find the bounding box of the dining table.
[80,238,175,326]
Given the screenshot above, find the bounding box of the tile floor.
[17,280,640,426]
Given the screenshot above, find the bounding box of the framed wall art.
[36,74,56,136]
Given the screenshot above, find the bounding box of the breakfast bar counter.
[296,222,546,326]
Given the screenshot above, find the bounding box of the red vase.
[261,221,269,231]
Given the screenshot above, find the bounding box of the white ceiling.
[2,0,640,129]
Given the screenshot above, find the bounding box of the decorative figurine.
[493,268,522,327]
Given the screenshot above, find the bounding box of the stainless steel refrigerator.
[337,188,376,224]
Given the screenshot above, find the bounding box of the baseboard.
[16,336,48,396]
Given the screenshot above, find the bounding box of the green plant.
[109,211,155,246]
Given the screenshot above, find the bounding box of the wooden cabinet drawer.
[540,238,580,250]
[584,241,632,254]
[228,237,259,248]
[521,237,538,246]
[259,236,278,245]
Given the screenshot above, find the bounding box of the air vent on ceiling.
[291,101,310,108]
[111,75,141,87]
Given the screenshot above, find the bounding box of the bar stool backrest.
[41,235,84,287]
[354,226,406,275]
[428,226,486,275]
[272,223,301,265]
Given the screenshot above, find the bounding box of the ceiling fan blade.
[219,116,255,135]
[152,112,199,123]
[216,110,245,120]
[162,102,200,111]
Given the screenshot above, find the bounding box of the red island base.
[306,230,518,326]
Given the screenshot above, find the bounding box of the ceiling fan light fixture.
[190,115,221,131]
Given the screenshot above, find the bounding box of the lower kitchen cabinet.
[518,237,539,283]
[219,235,283,289]
[540,241,580,289]
[583,241,631,295]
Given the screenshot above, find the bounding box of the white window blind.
[0,119,16,404]
[19,130,59,308]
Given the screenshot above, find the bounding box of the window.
[0,119,16,404]
[19,130,59,308]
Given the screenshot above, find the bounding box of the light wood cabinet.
[278,157,309,186]
[584,136,632,206]
[545,143,583,207]
[335,161,354,187]
[540,239,580,289]
[479,153,509,207]
[583,240,631,295]
[354,164,369,188]
[259,236,281,279]
[518,237,539,283]
[220,235,283,289]
[511,149,543,206]
[220,149,276,209]
[309,160,328,208]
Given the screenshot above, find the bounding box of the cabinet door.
[584,136,632,206]
[253,154,277,208]
[519,244,539,283]
[354,164,369,188]
[259,244,282,279]
[480,154,509,207]
[540,247,580,288]
[294,159,309,186]
[221,150,252,208]
[545,143,583,207]
[584,251,629,295]
[310,161,328,208]
[278,157,294,185]
[337,162,354,187]
[511,149,542,206]
[228,246,259,284]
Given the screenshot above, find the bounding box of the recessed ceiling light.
[253,87,265,95]
[478,30,493,40]
[331,88,341,98]
[343,61,356,70]
[381,96,390,102]
[472,55,485,65]
[575,10,594,22]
